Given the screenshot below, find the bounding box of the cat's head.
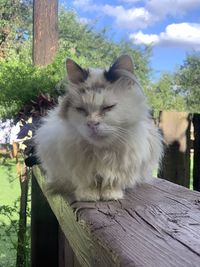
[59,55,149,147]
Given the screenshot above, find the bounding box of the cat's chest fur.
[60,138,137,189]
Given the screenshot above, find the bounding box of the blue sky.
[59,0,200,78]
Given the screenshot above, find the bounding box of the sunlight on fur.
[35,55,163,201]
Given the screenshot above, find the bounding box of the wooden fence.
[31,111,200,267]
[158,111,200,191]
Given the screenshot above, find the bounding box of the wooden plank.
[158,111,191,187]
[59,227,81,267]
[33,0,58,65]
[33,166,200,267]
[31,174,59,267]
[193,114,200,191]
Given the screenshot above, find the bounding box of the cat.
[35,55,163,201]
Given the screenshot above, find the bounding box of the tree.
[58,8,151,86]
[175,53,200,112]
[146,73,186,115]
[0,7,151,118]
[0,0,32,59]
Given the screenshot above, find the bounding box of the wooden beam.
[33,0,58,65]
[31,173,59,267]
[33,166,200,267]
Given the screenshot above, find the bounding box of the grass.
[0,158,30,267]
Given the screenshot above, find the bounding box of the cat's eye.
[102,104,116,112]
[75,107,87,115]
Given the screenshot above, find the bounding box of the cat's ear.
[104,55,134,83]
[66,58,89,84]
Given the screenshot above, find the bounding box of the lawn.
[0,158,30,267]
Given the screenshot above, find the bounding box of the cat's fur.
[35,55,163,201]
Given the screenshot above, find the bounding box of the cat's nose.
[87,121,100,131]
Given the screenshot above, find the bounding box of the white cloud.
[78,17,91,24]
[118,0,142,3]
[73,0,92,6]
[102,5,153,29]
[73,1,155,29]
[147,0,200,18]
[73,0,200,30]
[130,31,159,44]
[130,23,200,49]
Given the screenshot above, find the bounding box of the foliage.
[0,57,64,118]
[175,52,200,112]
[0,0,32,58]
[0,204,19,267]
[0,158,30,267]
[0,7,152,118]
[58,8,151,85]
[0,200,30,267]
[146,73,186,115]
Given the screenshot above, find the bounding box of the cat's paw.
[101,188,124,201]
[75,188,100,202]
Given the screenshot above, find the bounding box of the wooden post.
[31,173,59,267]
[193,114,200,191]
[158,111,191,187]
[33,0,58,65]
[59,229,81,267]
[32,0,59,266]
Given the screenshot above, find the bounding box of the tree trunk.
[33,0,58,65]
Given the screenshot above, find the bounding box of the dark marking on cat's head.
[78,82,106,94]
[66,58,89,84]
[104,55,134,83]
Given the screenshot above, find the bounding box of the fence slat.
[193,114,200,191]
[158,111,191,187]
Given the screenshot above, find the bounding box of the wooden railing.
[31,111,200,267]
[31,166,200,267]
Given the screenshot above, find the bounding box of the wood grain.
[33,166,200,267]
[33,0,58,66]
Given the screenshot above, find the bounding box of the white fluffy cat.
[35,55,163,201]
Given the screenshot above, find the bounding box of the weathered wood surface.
[33,0,58,65]
[33,166,200,267]
[59,228,81,267]
[159,111,191,187]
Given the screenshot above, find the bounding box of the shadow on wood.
[31,174,58,267]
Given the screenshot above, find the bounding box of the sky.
[60,0,200,78]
